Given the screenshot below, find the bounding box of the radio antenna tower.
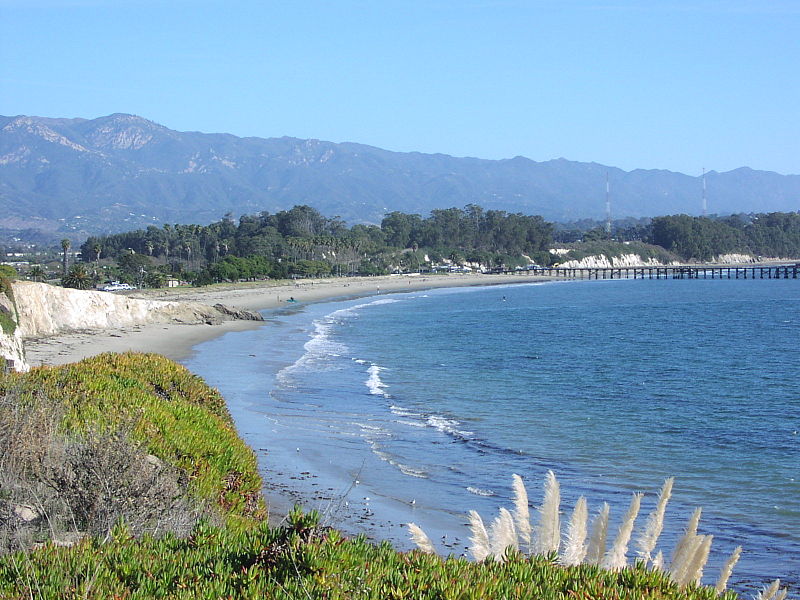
[702,168,707,217]
[605,172,612,236]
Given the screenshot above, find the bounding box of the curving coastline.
[22,272,548,368]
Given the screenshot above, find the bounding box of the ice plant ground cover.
[408,472,792,599]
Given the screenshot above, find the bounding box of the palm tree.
[145,240,154,257]
[62,264,92,289]
[60,239,71,276]
[29,265,45,282]
[92,243,102,263]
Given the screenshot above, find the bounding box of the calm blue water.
[185,278,799,594]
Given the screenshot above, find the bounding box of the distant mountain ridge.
[1,113,798,236]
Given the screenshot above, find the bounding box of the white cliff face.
[0,329,27,372]
[713,253,756,264]
[556,253,678,269]
[11,281,228,339]
[0,289,29,372]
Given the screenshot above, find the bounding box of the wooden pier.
[524,264,800,280]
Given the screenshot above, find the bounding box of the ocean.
[184,277,799,594]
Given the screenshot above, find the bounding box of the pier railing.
[502,264,800,280]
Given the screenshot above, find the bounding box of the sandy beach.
[20,271,549,540]
[24,272,548,368]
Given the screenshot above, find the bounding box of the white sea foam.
[354,422,390,437]
[467,486,496,497]
[390,405,421,418]
[278,298,403,386]
[396,419,426,428]
[369,443,428,478]
[427,415,473,438]
[366,364,390,397]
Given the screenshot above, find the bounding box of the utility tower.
[702,168,708,217]
[605,172,612,236]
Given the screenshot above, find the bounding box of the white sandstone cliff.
[556,253,678,269]
[0,282,261,372]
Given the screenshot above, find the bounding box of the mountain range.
[1,113,798,237]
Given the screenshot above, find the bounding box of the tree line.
[648,213,800,261]
[78,205,555,286]
[73,207,800,287]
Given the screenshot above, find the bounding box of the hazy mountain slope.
[1,113,798,235]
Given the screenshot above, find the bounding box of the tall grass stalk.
[755,579,782,600]
[467,510,490,562]
[601,492,642,570]
[560,496,588,566]
[536,470,560,554]
[489,507,517,561]
[585,502,610,565]
[511,473,531,552]
[637,476,674,563]
[671,534,704,587]
[685,534,713,585]
[406,472,792,597]
[714,546,741,594]
[670,507,702,572]
[407,523,436,555]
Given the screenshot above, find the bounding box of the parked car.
[99,281,135,291]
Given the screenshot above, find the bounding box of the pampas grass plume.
[637,476,674,563]
[467,510,490,562]
[585,502,610,565]
[407,523,436,555]
[600,492,642,570]
[560,496,588,566]
[685,534,713,585]
[489,507,518,561]
[671,534,703,587]
[755,579,782,600]
[671,507,702,570]
[714,545,741,594]
[536,470,561,554]
[512,473,532,552]
[652,550,664,571]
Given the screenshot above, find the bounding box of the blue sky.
[2,0,798,175]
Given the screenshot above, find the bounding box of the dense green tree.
[117,253,153,283]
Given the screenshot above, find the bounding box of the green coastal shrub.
[0,353,265,531]
[0,510,749,599]
[0,305,15,336]
[0,276,17,335]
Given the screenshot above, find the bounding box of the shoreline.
[23,273,549,367]
[21,272,550,541]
